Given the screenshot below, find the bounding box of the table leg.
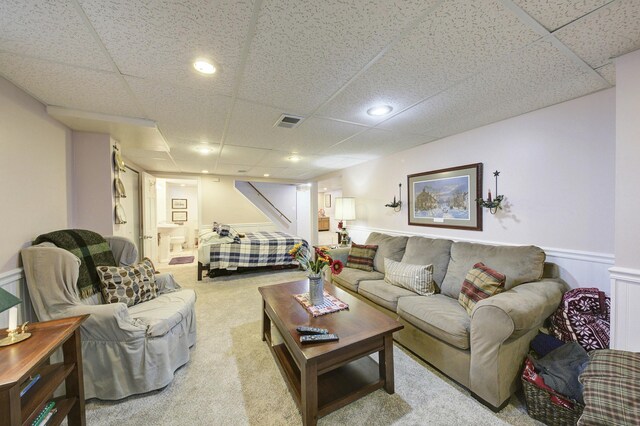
[379,334,395,394]
[63,328,86,426]
[261,300,270,342]
[301,360,318,426]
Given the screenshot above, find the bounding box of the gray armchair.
[21,236,196,400]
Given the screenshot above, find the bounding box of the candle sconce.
[477,170,504,214]
[385,183,402,212]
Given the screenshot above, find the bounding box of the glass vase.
[308,273,324,305]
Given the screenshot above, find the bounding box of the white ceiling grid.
[0,0,638,180]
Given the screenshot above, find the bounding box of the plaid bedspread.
[205,231,307,269]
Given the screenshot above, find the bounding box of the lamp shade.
[0,287,21,313]
[335,197,356,221]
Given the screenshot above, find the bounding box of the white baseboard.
[348,225,614,292]
[609,266,640,351]
[0,268,34,328]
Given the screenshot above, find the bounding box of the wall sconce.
[476,170,504,214]
[385,183,402,212]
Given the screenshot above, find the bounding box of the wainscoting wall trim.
[609,266,640,351]
[0,268,33,328]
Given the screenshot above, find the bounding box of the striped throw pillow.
[458,262,506,315]
[346,243,378,272]
[384,258,435,296]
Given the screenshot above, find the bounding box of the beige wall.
[200,175,269,226]
[0,77,71,272]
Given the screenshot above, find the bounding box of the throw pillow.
[346,243,378,272]
[218,224,232,237]
[384,258,435,296]
[458,262,506,315]
[96,259,158,307]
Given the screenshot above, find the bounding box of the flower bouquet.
[289,243,343,305]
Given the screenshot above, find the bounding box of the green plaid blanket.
[34,229,117,299]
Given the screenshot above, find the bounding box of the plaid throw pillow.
[346,243,378,272]
[96,259,158,307]
[384,258,435,296]
[458,262,506,315]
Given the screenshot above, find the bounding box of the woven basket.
[522,377,585,425]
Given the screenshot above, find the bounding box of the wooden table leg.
[262,300,270,342]
[63,328,86,426]
[379,334,395,394]
[301,360,318,426]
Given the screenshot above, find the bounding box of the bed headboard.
[199,222,276,236]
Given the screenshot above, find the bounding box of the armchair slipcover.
[21,236,197,400]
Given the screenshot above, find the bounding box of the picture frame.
[324,194,331,208]
[172,198,187,209]
[407,163,483,231]
[172,211,188,222]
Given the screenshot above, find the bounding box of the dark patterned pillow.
[218,224,231,237]
[346,243,378,272]
[96,259,158,307]
[458,262,506,315]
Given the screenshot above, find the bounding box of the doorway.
[156,178,199,265]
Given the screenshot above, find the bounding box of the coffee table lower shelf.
[270,342,384,417]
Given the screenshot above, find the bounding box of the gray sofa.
[328,232,567,410]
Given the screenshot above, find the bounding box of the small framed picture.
[172,198,187,209]
[172,211,188,222]
[324,194,331,208]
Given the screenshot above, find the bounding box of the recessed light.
[180,184,186,187]
[288,155,301,162]
[323,187,327,191]
[193,60,216,75]
[264,173,270,177]
[196,146,214,155]
[367,105,393,116]
[201,170,209,174]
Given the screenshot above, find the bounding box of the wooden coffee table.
[259,280,403,425]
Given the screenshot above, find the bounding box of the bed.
[197,229,308,280]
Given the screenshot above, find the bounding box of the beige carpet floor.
[85,265,543,425]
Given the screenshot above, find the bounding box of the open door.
[142,173,158,263]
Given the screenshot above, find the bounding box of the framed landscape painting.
[408,163,483,231]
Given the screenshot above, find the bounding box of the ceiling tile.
[0,1,113,71]
[0,52,143,117]
[217,145,269,166]
[596,62,615,85]
[380,39,609,138]
[317,0,542,125]
[554,1,640,68]
[126,76,233,145]
[329,129,434,158]
[169,143,221,161]
[78,0,255,96]
[511,0,611,31]
[225,100,366,152]
[238,0,441,114]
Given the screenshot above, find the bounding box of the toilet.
[170,235,185,253]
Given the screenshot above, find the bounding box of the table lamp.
[335,197,356,247]
[0,287,31,346]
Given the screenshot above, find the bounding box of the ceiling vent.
[274,114,303,129]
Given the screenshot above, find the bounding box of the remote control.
[296,326,329,335]
[300,334,339,343]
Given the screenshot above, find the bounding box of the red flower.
[330,260,344,275]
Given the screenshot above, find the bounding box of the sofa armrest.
[472,279,567,335]
[155,272,182,293]
[63,303,148,341]
[468,279,567,408]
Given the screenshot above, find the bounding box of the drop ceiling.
[1,0,638,181]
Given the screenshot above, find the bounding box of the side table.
[0,315,88,426]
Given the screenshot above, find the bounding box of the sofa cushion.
[364,232,408,273]
[458,262,506,315]
[358,279,416,311]
[128,288,196,337]
[397,295,471,350]
[440,242,545,299]
[332,267,384,292]
[346,243,378,272]
[384,258,435,296]
[401,236,453,288]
